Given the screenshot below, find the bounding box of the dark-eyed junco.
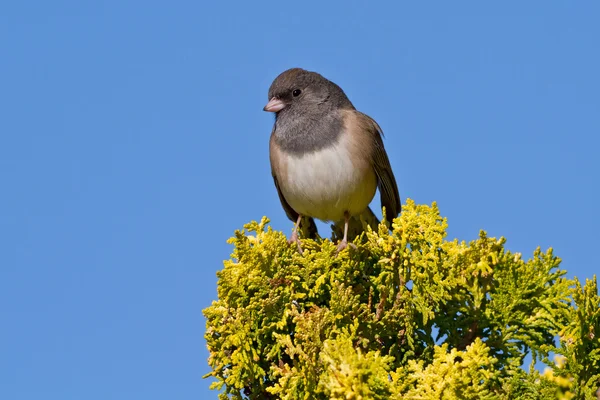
[264,68,400,253]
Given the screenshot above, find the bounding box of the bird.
[264,68,400,253]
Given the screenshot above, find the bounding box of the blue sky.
[1,1,598,398]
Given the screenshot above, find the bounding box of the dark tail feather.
[300,216,319,239]
[331,206,380,242]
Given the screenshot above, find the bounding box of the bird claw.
[288,231,303,254]
[335,240,357,254]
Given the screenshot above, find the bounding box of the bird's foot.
[288,231,303,254]
[335,239,357,255]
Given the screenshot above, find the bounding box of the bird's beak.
[263,97,286,112]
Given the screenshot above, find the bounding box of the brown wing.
[356,112,401,225]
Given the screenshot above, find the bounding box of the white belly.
[277,141,377,222]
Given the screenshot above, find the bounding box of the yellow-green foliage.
[203,200,600,399]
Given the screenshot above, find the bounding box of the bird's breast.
[271,132,377,222]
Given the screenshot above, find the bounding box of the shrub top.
[204,200,600,399]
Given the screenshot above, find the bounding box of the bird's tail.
[299,206,382,242]
[299,216,320,239]
[331,206,380,242]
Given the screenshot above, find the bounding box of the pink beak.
[263,97,286,112]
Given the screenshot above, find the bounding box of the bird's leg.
[288,214,303,254]
[336,211,357,254]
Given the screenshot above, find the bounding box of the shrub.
[204,200,600,399]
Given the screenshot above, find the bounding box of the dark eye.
[292,89,301,97]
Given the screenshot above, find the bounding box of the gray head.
[263,68,354,115]
[264,68,355,154]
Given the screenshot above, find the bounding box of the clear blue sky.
[1,1,598,399]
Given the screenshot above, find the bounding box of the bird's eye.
[292,89,302,97]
